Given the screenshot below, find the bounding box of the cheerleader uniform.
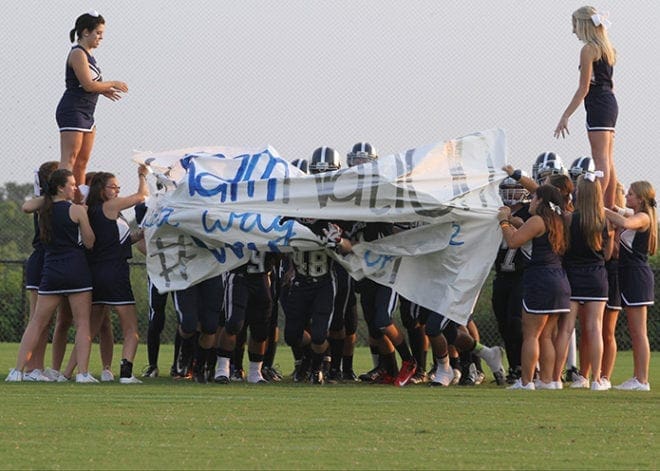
[584,58,618,132]
[25,214,44,291]
[87,204,135,305]
[38,201,92,295]
[618,228,655,306]
[564,212,609,302]
[55,45,102,132]
[522,232,570,314]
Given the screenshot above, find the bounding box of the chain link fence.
[0,2,658,352]
[1,256,658,350]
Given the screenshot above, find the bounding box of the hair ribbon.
[33,169,41,196]
[88,10,100,17]
[591,12,611,29]
[584,170,604,182]
[548,201,562,215]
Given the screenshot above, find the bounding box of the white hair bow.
[33,169,40,196]
[584,170,604,182]
[88,10,100,17]
[548,201,562,215]
[591,12,611,29]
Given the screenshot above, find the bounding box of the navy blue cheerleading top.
[619,227,650,267]
[87,205,133,263]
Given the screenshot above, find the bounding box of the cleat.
[23,369,53,382]
[395,360,417,387]
[142,365,159,378]
[358,366,383,383]
[407,369,427,384]
[450,368,462,385]
[431,362,454,387]
[614,377,650,391]
[293,362,310,383]
[564,366,580,383]
[459,363,478,386]
[310,370,324,385]
[325,368,341,384]
[119,375,143,384]
[506,367,521,385]
[247,371,268,384]
[5,368,23,382]
[261,366,283,382]
[75,372,99,384]
[475,370,486,385]
[193,371,207,384]
[341,369,359,382]
[214,375,230,384]
[507,379,535,390]
[101,369,115,382]
[230,368,245,382]
[374,372,396,385]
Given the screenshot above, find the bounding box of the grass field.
[0,343,658,470]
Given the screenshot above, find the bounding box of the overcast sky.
[1,1,657,193]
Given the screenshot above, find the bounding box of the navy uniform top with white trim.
[619,228,650,267]
[87,205,132,263]
[63,45,101,110]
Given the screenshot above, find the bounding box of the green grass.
[0,343,658,470]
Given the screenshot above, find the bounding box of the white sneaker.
[570,373,589,389]
[23,369,53,382]
[590,380,609,391]
[507,379,535,390]
[552,381,563,390]
[535,379,558,390]
[615,377,650,391]
[43,367,64,382]
[599,377,612,390]
[101,369,115,382]
[119,376,143,384]
[5,368,23,382]
[75,372,99,383]
[431,362,453,387]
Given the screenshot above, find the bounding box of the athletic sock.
[370,345,380,368]
[216,356,230,378]
[383,352,398,376]
[329,338,343,371]
[394,339,414,363]
[120,359,133,378]
[147,326,160,367]
[342,355,354,373]
[310,351,324,373]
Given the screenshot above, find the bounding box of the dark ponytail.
[534,185,568,255]
[39,169,73,244]
[86,172,115,208]
[69,12,105,43]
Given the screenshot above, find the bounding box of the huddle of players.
[144,143,508,387]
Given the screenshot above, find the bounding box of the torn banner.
[132,128,508,324]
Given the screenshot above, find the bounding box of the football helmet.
[309,147,341,173]
[569,156,595,183]
[532,152,567,183]
[347,142,378,167]
[290,158,309,174]
[499,176,531,206]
